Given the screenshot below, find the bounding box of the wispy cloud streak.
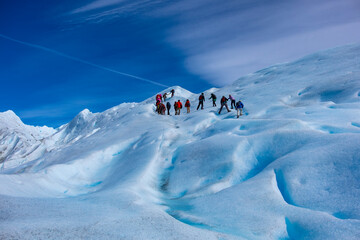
[0,33,169,88]
[72,0,125,14]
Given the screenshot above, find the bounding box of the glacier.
[0,44,360,239]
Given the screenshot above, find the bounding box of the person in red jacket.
[156,94,162,103]
[185,99,191,113]
[176,100,182,115]
[218,96,231,114]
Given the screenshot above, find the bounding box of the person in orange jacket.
[175,100,182,115]
[185,99,191,113]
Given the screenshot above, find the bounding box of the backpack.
[236,101,244,109]
[221,97,227,104]
[199,95,204,101]
[185,100,190,107]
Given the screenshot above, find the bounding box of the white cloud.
[68,0,360,86]
[184,21,360,86]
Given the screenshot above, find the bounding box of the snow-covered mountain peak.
[143,85,194,104]
[0,109,18,118]
[0,110,23,127]
[67,108,94,127]
[78,108,92,117]
[0,110,54,136]
[169,85,194,98]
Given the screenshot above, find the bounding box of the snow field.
[0,44,360,239]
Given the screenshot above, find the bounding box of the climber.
[158,103,166,115]
[166,102,171,115]
[175,100,182,115]
[197,93,205,110]
[185,99,191,113]
[174,101,178,115]
[209,93,217,107]
[236,100,244,118]
[218,96,231,114]
[229,94,236,109]
[156,93,162,103]
[155,100,161,113]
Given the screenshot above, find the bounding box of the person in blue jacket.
[236,100,244,118]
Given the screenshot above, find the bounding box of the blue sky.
[1,0,359,127]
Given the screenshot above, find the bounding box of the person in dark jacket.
[185,99,191,113]
[218,96,231,114]
[209,93,217,107]
[197,93,205,110]
[156,100,160,113]
[171,89,175,97]
[158,103,166,115]
[166,102,171,115]
[174,101,178,115]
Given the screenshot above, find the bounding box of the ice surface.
[1,44,360,239]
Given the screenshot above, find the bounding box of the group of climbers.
[217,94,244,118]
[156,89,176,115]
[155,90,244,118]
